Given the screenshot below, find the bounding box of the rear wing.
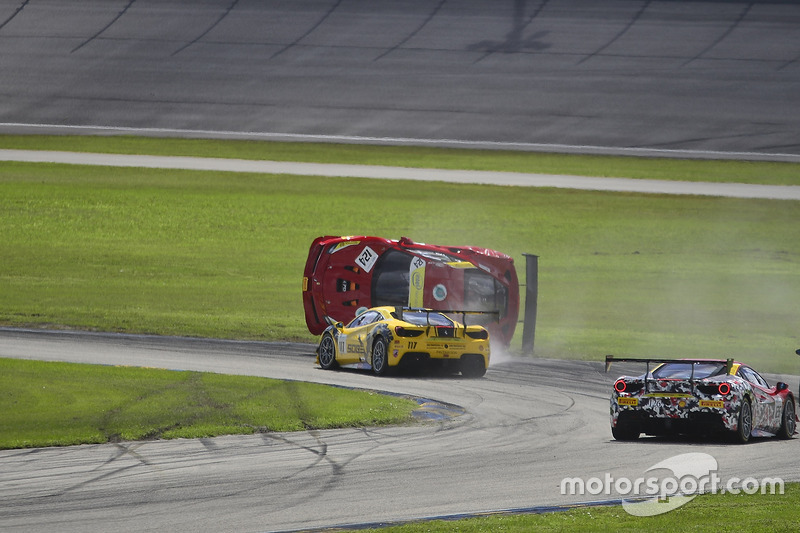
[605,356,735,394]
[395,307,498,322]
[394,307,498,338]
[605,355,735,374]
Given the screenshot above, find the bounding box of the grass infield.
[0,357,417,450]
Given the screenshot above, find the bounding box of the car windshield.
[651,362,727,379]
[402,311,453,327]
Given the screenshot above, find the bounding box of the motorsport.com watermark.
[560,453,784,516]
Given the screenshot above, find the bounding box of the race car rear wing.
[604,355,735,374]
[605,356,735,393]
[395,307,499,338]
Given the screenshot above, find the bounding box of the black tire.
[371,336,390,376]
[318,333,338,370]
[734,400,753,444]
[778,398,796,439]
[460,355,487,378]
[611,423,640,441]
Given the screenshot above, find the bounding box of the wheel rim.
[785,402,796,435]
[741,402,753,438]
[373,340,386,372]
[320,337,335,367]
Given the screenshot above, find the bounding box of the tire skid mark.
[778,54,799,72]
[471,0,552,64]
[373,0,447,61]
[71,0,136,53]
[270,0,344,60]
[577,0,652,65]
[0,0,29,32]
[171,0,240,56]
[682,1,755,67]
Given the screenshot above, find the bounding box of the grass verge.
[0,357,418,450]
[354,483,800,532]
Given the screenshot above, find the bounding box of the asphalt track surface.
[1,0,800,158]
[2,1,800,531]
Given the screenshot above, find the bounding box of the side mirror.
[776,382,788,392]
[796,349,800,356]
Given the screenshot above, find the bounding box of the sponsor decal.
[408,256,426,307]
[617,397,639,406]
[699,400,725,409]
[433,283,447,302]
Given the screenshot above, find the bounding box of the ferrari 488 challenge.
[302,236,519,346]
[316,306,491,377]
[607,356,797,443]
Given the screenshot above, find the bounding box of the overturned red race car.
[302,236,519,346]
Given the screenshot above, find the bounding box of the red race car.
[302,236,519,346]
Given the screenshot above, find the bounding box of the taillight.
[614,380,627,393]
[395,326,423,338]
[466,329,488,340]
[718,383,731,396]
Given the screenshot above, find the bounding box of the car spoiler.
[605,355,735,374]
[605,356,735,393]
[395,307,498,338]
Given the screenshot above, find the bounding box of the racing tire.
[318,333,338,370]
[611,423,640,441]
[460,355,487,378]
[734,400,753,444]
[777,398,796,439]
[371,336,390,376]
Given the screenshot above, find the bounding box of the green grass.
[2,134,799,185]
[354,483,800,532]
[1,137,799,372]
[0,357,418,449]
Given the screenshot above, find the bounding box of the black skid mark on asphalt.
[71,0,137,53]
[0,0,30,32]
[576,0,652,66]
[46,443,154,497]
[172,0,241,56]
[682,1,755,67]
[270,0,344,60]
[373,0,447,61]
[261,431,342,480]
[469,0,552,63]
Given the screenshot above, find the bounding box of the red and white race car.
[607,356,797,443]
[302,236,519,346]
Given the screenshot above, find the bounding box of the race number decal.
[355,246,379,273]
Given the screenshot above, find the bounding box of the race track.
[1,0,800,157]
[1,330,798,532]
[1,1,799,531]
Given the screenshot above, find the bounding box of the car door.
[338,310,381,365]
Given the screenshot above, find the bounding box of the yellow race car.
[316,306,491,377]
